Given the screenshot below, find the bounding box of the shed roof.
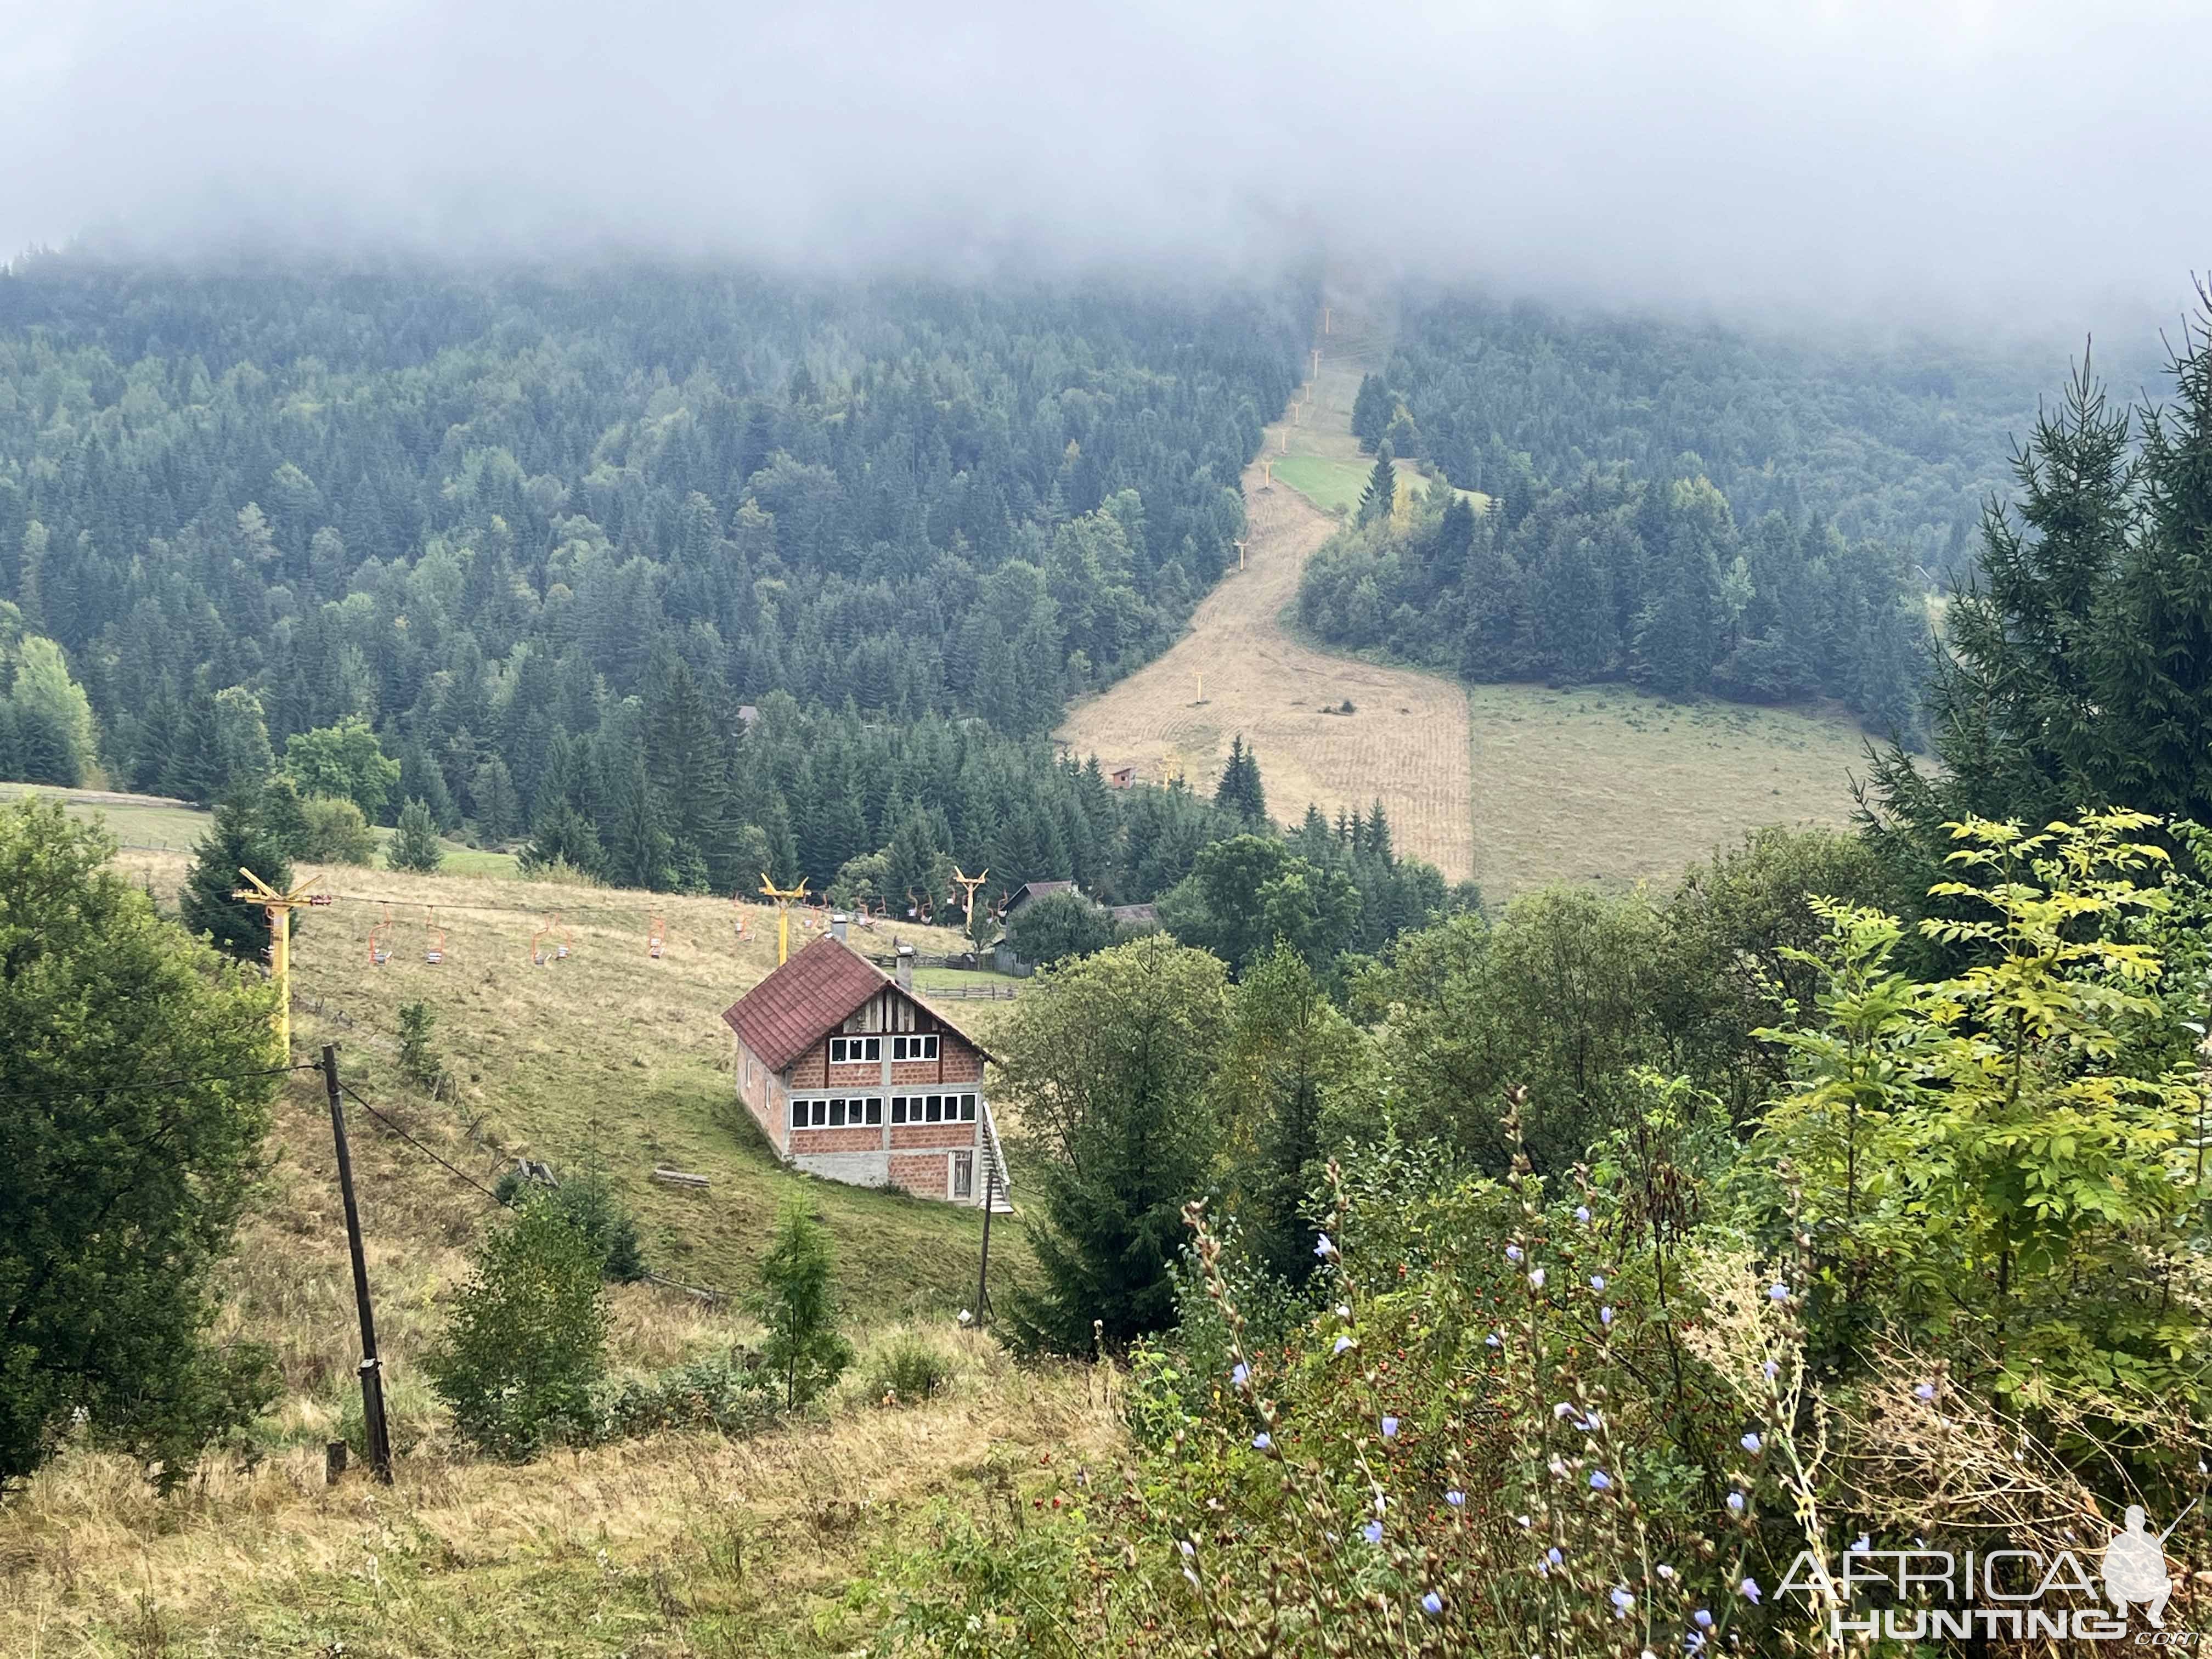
[722,935,992,1071]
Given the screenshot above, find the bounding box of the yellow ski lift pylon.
[368,905,392,967]
[424,906,445,965]
[758,874,810,964]
[532,913,572,967]
[648,910,665,960]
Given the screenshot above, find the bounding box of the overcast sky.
[3,0,2205,330]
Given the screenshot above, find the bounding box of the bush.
[424,1201,607,1461]
[296,793,377,864]
[599,1349,781,1441]
[865,1335,957,1406]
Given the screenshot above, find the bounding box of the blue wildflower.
[1334,1334,1353,1355]
[1590,1274,1605,1291]
[1381,1415,1400,1438]
[1768,1282,1788,1302]
[1575,1205,1591,1223]
[1444,1489,1466,1508]
[1505,1245,1523,1263]
[1740,1432,1763,1454]
[1421,1591,1443,1617]
[1252,1432,1272,1451]
[1739,1577,1762,1605]
[1600,1305,1615,1327]
[1693,1607,1713,1628]
[1726,1492,1745,1514]
[1314,1233,1338,1259]
[1590,1470,1612,1491]
[1231,1362,1249,1391]
[1915,1382,1936,1401]
[1362,1520,1383,1545]
[1610,1585,1634,1616]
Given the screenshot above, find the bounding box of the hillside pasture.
[1464,683,1870,893]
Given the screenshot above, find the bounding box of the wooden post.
[321,1045,392,1484]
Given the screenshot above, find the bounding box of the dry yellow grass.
[2,848,1078,1654]
[0,1325,1121,1656]
[1058,295,1481,881]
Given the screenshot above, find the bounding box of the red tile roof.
[721,935,992,1071]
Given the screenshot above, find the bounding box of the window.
[960,1093,977,1121]
[790,1099,806,1130]
[890,1095,907,1124]
[952,1152,974,1199]
[829,1098,847,1127]
[865,1097,883,1125]
[830,1036,882,1065]
[892,1033,939,1062]
[922,1093,941,1122]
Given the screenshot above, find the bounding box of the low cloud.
[4,0,2205,326]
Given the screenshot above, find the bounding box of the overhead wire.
[335,1078,740,1305]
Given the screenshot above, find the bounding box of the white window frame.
[829,1035,882,1065]
[893,1033,939,1062]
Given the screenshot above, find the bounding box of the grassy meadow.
[0,781,523,877]
[0,837,1060,1656]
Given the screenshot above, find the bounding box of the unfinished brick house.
[723,924,1010,1209]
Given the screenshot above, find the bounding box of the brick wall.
[889,1152,948,1196]
[890,1122,978,1150]
[734,1038,786,1152]
[789,1048,827,1088]
[792,1127,884,1156]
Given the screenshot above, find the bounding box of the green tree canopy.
[0,800,281,1490]
[757,1198,853,1410]
[283,717,401,821]
[1002,935,1231,1351]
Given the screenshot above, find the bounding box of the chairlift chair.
[368,905,392,966]
[532,913,572,967]
[424,906,445,965]
[648,910,665,960]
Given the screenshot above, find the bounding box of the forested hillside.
[1293,292,2101,735]
[1378,290,2073,568]
[0,259,1306,893]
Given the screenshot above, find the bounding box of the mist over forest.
[7,5,2212,1655]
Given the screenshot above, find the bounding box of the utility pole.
[320,1045,392,1483]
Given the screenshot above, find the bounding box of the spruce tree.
[756,1198,853,1410]
[1213,734,1268,825]
[1351,373,1391,453]
[1357,444,1397,526]
[387,797,445,872]
[180,793,292,963]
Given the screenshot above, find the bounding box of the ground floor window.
[791,1096,883,1128]
[952,1152,974,1199]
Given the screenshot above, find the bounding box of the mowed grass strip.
[1464,682,1870,895]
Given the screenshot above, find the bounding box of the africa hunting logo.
[1780,1503,2194,1642]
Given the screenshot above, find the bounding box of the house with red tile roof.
[723,924,1009,1208]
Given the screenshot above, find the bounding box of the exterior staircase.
[978,1099,1015,1213]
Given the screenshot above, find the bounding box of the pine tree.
[755,1198,853,1410]
[1357,444,1397,527]
[387,797,445,872]
[180,793,292,962]
[1351,373,1391,453]
[1212,734,1268,825]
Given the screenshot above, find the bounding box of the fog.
[4,0,2207,329]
